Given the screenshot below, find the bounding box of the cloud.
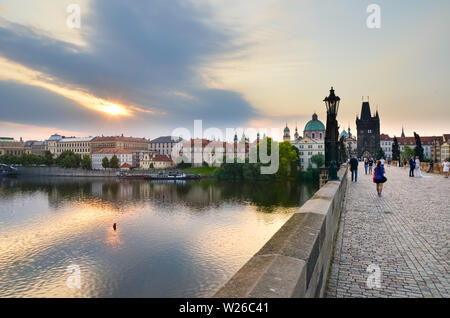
[0,0,258,138]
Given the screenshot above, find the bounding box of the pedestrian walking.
[364,158,369,175]
[427,161,434,173]
[373,160,387,197]
[350,156,359,182]
[368,157,374,175]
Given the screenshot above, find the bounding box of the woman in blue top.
[374,160,387,197]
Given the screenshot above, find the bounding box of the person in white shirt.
[443,159,449,178]
[380,158,385,166]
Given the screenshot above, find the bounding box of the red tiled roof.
[93,148,132,155]
[380,134,393,141]
[151,154,173,162]
[91,135,148,143]
[398,136,440,146]
[121,163,132,168]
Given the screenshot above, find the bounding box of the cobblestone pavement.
[327,165,450,298]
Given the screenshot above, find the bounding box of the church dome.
[284,125,290,133]
[304,113,325,131]
[340,130,349,138]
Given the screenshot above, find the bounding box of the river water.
[0,177,318,297]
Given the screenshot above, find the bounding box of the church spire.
[401,126,405,138]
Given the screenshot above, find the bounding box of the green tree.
[102,157,110,169]
[110,155,120,169]
[401,146,415,162]
[311,153,325,169]
[81,155,92,170]
[392,137,400,161]
[276,141,299,178]
[374,147,385,160]
[56,151,80,168]
[414,132,424,162]
[44,151,54,166]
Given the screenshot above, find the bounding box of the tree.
[392,137,400,161]
[81,155,92,170]
[56,151,80,168]
[414,132,424,162]
[102,157,110,169]
[374,147,385,160]
[276,141,299,178]
[401,146,415,162]
[109,155,120,169]
[311,153,325,169]
[44,151,54,166]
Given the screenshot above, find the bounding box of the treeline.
[0,151,92,169]
[214,140,325,182]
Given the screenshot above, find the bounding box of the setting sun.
[101,102,131,116]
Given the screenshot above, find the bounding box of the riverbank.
[16,166,216,178]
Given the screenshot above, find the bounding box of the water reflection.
[0,177,318,297]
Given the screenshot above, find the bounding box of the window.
[312,133,315,139]
[320,133,323,139]
[368,129,372,134]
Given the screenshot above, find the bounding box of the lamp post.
[324,87,340,181]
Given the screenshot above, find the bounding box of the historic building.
[46,134,62,157]
[91,148,133,170]
[56,137,93,157]
[356,101,380,158]
[24,140,47,156]
[140,154,174,170]
[303,113,325,141]
[90,135,149,154]
[294,136,324,168]
[380,134,394,160]
[0,137,25,156]
[290,113,326,170]
[283,124,290,141]
[149,136,183,156]
[340,126,358,158]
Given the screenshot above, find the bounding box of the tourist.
[409,156,415,177]
[374,160,387,197]
[380,157,385,167]
[443,159,449,178]
[368,157,374,175]
[415,156,423,178]
[349,156,358,182]
[427,161,434,173]
[364,158,369,175]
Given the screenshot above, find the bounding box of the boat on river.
[0,164,18,177]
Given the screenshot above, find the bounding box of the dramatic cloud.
[0,0,258,138]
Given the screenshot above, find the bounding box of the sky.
[0,0,449,141]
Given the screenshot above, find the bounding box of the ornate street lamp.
[324,87,340,181]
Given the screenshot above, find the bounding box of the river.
[0,177,318,297]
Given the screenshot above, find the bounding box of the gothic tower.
[356,100,380,158]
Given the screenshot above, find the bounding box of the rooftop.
[150,136,183,143]
[91,135,149,143]
[92,148,132,155]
